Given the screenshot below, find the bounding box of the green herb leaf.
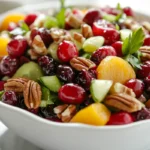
[103,13,122,22]
[115,24,120,30]
[125,54,142,69]
[122,28,145,56]
[56,8,65,28]
[60,0,65,9]
[116,3,122,10]
[0,91,4,100]
[20,21,29,32]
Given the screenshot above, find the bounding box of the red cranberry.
[123,7,134,17]
[137,61,150,79]
[38,56,56,75]
[93,22,120,45]
[91,46,117,65]
[57,65,74,83]
[0,81,5,91]
[30,28,52,47]
[134,108,150,121]
[2,91,18,106]
[24,14,37,26]
[7,37,28,58]
[112,41,123,57]
[57,41,78,62]
[143,35,150,46]
[107,112,134,125]
[7,22,17,31]
[0,56,19,76]
[76,69,93,91]
[83,9,102,26]
[64,22,73,30]
[58,83,86,104]
[125,79,144,98]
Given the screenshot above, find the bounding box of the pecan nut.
[70,57,96,71]
[54,104,76,122]
[73,32,85,44]
[140,46,150,61]
[81,24,93,38]
[105,93,144,113]
[4,78,29,92]
[142,21,150,32]
[24,80,42,109]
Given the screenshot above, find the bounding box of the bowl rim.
[0,1,150,130]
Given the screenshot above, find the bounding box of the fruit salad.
[1,1,150,126]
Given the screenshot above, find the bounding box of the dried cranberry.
[125,79,145,98]
[0,56,19,76]
[112,41,123,57]
[24,14,37,26]
[137,61,150,79]
[107,112,134,125]
[57,41,78,62]
[7,37,28,58]
[57,65,74,83]
[91,46,117,65]
[38,56,56,75]
[2,91,18,106]
[123,7,134,17]
[58,83,86,104]
[76,69,94,90]
[30,28,52,47]
[143,35,150,46]
[83,9,102,26]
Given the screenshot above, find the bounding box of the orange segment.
[70,103,111,126]
[0,14,25,31]
[97,56,136,84]
[0,37,10,57]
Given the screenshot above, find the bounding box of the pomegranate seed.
[0,56,19,76]
[24,14,37,26]
[143,35,150,46]
[83,9,102,26]
[2,91,18,106]
[57,41,78,62]
[123,7,134,17]
[93,22,120,45]
[7,22,17,31]
[30,28,52,47]
[38,56,56,75]
[58,83,86,104]
[137,61,150,79]
[107,112,134,125]
[7,37,28,58]
[112,41,123,57]
[125,79,144,98]
[91,46,117,65]
[57,65,75,83]
[0,81,5,91]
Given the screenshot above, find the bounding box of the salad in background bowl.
[1,0,150,150]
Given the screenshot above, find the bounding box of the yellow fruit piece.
[0,37,10,57]
[70,103,111,126]
[0,14,25,31]
[97,56,136,84]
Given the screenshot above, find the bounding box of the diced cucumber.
[90,80,113,102]
[44,16,58,29]
[120,29,132,41]
[40,76,61,92]
[83,36,104,53]
[103,14,116,22]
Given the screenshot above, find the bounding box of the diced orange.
[97,56,136,84]
[0,14,25,31]
[0,37,10,57]
[70,103,111,126]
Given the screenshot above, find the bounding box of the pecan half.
[140,46,150,61]
[54,104,76,122]
[142,21,150,32]
[81,24,93,38]
[24,80,41,109]
[105,93,144,113]
[70,57,96,71]
[4,78,29,92]
[73,32,85,44]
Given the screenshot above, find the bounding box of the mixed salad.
[1,1,150,126]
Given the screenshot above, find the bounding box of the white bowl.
[1,1,150,150]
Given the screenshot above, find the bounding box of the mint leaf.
[60,0,65,9]
[56,8,65,28]
[122,28,145,56]
[116,3,122,10]
[20,22,29,32]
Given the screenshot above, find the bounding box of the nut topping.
[70,57,96,71]
[140,46,150,61]
[24,80,41,109]
[73,32,85,44]
[4,78,29,92]
[81,24,93,38]
[54,104,76,122]
[105,93,144,113]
